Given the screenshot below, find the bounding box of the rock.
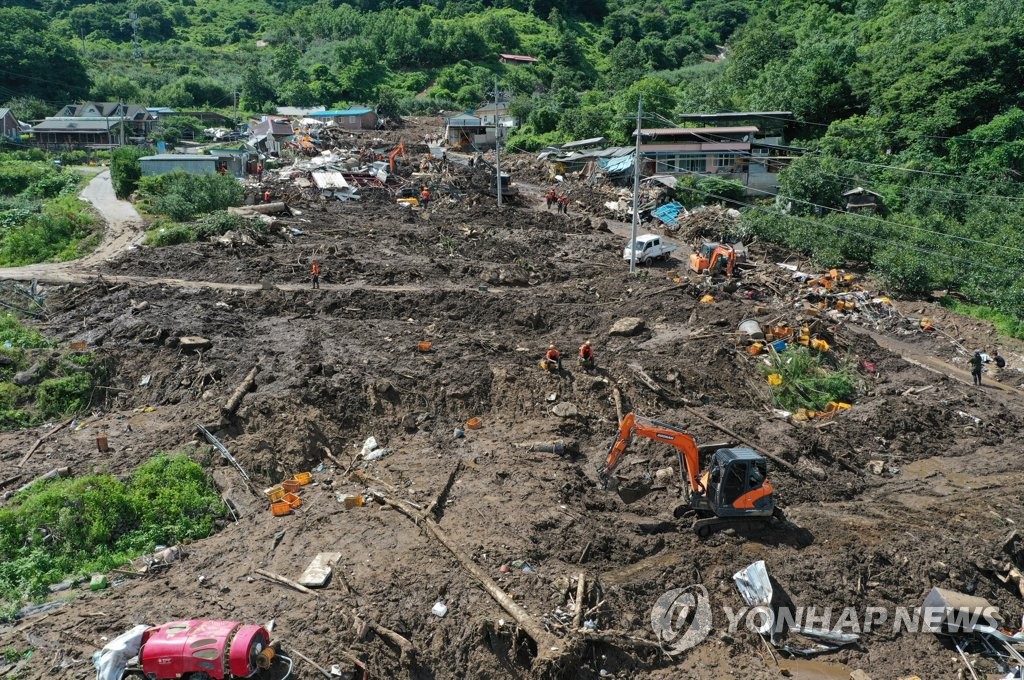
[850,671,872,680]
[654,467,676,482]
[13,362,42,386]
[609,317,646,336]
[0,354,13,367]
[178,336,212,352]
[551,402,579,417]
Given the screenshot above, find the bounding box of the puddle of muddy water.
[777,658,853,679]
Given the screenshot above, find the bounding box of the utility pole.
[119,100,126,148]
[233,91,238,123]
[494,77,502,208]
[629,93,643,275]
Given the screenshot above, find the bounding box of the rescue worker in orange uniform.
[311,259,321,289]
[545,188,557,210]
[420,186,431,208]
[579,340,595,372]
[543,344,562,372]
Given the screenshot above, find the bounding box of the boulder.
[13,362,42,386]
[609,317,646,337]
[551,402,579,417]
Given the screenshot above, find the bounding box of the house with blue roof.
[306,107,379,130]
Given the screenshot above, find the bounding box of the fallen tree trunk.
[255,568,315,595]
[221,366,260,417]
[2,467,71,502]
[382,495,564,665]
[228,202,288,216]
[681,406,802,479]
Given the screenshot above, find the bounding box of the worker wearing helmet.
[311,259,321,289]
[579,340,595,372]
[543,344,562,372]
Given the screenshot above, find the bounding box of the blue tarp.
[651,201,685,227]
[599,153,635,174]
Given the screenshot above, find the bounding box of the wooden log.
[228,202,288,215]
[221,366,261,417]
[681,406,802,479]
[381,496,563,664]
[578,630,663,651]
[254,568,315,595]
[2,467,71,501]
[612,387,625,425]
[19,418,74,467]
[420,461,462,522]
[572,573,586,630]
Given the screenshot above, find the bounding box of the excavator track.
[691,506,787,537]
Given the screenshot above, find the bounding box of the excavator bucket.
[614,481,654,504]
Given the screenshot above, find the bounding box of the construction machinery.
[388,142,406,174]
[122,620,292,680]
[598,412,781,536]
[689,241,739,277]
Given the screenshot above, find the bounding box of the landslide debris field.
[2,165,1024,680]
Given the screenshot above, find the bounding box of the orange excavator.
[689,242,737,277]
[598,412,780,536]
[388,141,406,174]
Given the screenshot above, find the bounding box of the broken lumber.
[572,573,586,630]
[420,460,462,522]
[681,406,802,479]
[629,364,687,405]
[221,365,260,417]
[2,467,71,501]
[254,568,315,595]
[19,418,74,467]
[381,495,563,664]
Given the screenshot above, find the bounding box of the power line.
[674,184,1024,276]
[687,110,1015,145]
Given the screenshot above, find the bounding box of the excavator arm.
[388,142,406,173]
[598,412,704,494]
[708,244,736,277]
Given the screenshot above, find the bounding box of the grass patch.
[0,161,95,267]
[0,315,105,430]
[940,299,1024,340]
[144,212,267,248]
[761,347,857,412]
[0,454,227,616]
[138,171,244,221]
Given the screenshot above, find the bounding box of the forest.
[2,0,1024,323]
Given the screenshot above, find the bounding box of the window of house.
[679,156,707,173]
[714,154,735,170]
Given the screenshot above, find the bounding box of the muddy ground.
[1,148,1024,680]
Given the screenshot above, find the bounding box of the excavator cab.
[696,448,774,518]
[689,242,737,277]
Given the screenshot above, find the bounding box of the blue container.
[770,340,787,352]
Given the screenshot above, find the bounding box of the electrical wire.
[674,184,1024,276]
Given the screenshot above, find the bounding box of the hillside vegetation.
[2,0,1024,319]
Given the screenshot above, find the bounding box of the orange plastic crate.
[282,479,301,493]
[283,492,302,509]
[294,472,312,486]
[270,501,292,516]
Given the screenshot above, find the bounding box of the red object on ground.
[140,620,271,679]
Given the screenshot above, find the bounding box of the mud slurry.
[1,179,1023,680]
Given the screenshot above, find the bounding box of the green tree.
[110,146,151,199]
[0,8,90,101]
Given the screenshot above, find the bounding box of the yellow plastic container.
[767,373,783,386]
[265,485,285,502]
[271,501,292,516]
[748,343,764,356]
[811,338,831,352]
[342,494,364,509]
[700,294,715,304]
[294,472,312,486]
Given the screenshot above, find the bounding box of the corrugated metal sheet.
[639,142,749,153]
[311,171,351,190]
[651,201,686,227]
[599,154,635,174]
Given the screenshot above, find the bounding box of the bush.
[110,146,152,199]
[0,195,96,266]
[0,314,48,349]
[36,372,93,418]
[192,211,264,240]
[761,347,856,412]
[139,171,244,221]
[144,223,196,247]
[0,454,226,610]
